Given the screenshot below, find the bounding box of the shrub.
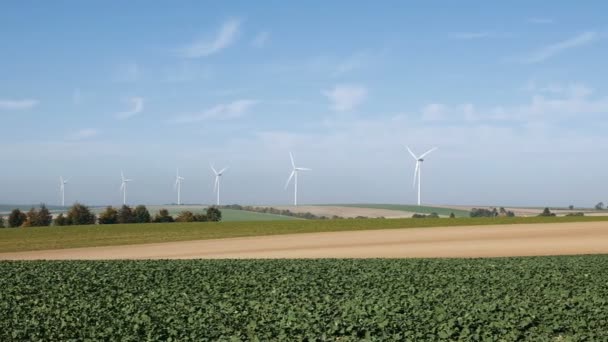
[412,212,439,219]
[8,209,27,228]
[538,207,556,217]
[194,213,208,222]
[98,206,118,224]
[565,212,585,217]
[449,212,456,218]
[54,213,68,226]
[470,208,498,218]
[66,203,96,225]
[133,205,151,223]
[153,209,174,223]
[206,207,222,222]
[0,215,4,228]
[176,211,195,222]
[117,205,135,224]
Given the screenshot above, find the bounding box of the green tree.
[0,215,4,228]
[569,205,575,210]
[133,205,151,223]
[66,203,96,225]
[595,202,605,210]
[175,211,195,222]
[206,207,222,222]
[54,213,68,226]
[8,209,27,227]
[37,204,52,226]
[98,206,118,224]
[194,213,208,222]
[449,212,456,218]
[23,207,39,227]
[117,205,135,224]
[153,209,174,223]
[538,207,556,217]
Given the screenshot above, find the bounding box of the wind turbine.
[285,152,311,206]
[211,164,228,206]
[174,168,185,205]
[407,146,438,206]
[59,176,70,207]
[120,171,133,205]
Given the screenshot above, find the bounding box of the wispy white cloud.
[179,18,241,58]
[421,103,448,121]
[0,99,39,110]
[171,99,257,123]
[66,128,99,141]
[448,31,511,40]
[528,18,554,24]
[323,84,368,112]
[522,31,599,63]
[116,97,144,120]
[251,31,270,48]
[421,83,608,123]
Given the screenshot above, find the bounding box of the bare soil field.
[272,205,416,218]
[2,221,607,260]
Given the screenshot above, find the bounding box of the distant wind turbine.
[174,168,185,205]
[120,170,133,205]
[285,152,311,206]
[211,164,228,206]
[407,146,438,206]
[59,176,70,207]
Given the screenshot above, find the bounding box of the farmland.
[2,256,608,340]
[336,204,472,217]
[2,216,608,254]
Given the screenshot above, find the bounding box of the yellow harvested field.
[2,221,607,260]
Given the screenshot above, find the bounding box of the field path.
[2,221,608,260]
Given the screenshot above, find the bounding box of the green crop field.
[1,256,607,340]
[1,216,607,253]
[337,204,471,217]
[87,206,297,222]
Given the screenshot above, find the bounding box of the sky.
[1,1,608,207]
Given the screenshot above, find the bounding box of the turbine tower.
[59,176,69,207]
[211,164,228,206]
[285,152,311,206]
[174,168,185,205]
[407,146,438,206]
[120,170,133,205]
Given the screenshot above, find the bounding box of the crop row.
[1,256,607,340]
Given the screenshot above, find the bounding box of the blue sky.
[1,1,608,207]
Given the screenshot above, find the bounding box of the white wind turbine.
[59,176,70,207]
[120,170,133,205]
[211,164,228,206]
[285,152,311,206]
[174,168,185,205]
[407,146,438,206]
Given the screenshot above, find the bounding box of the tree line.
[0,203,222,228]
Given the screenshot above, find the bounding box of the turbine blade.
[120,182,125,191]
[406,146,418,160]
[219,167,228,174]
[210,163,218,175]
[289,152,295,169]
[285,170,295,189]
[174,178,179,190]
[297,168,312,171]
[419,147,438,159]
[214,176,219,193]
[121,170,125,181]
[413,162,420,188]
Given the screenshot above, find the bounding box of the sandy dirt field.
[272,205,415,218]
[2,221,607,260]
